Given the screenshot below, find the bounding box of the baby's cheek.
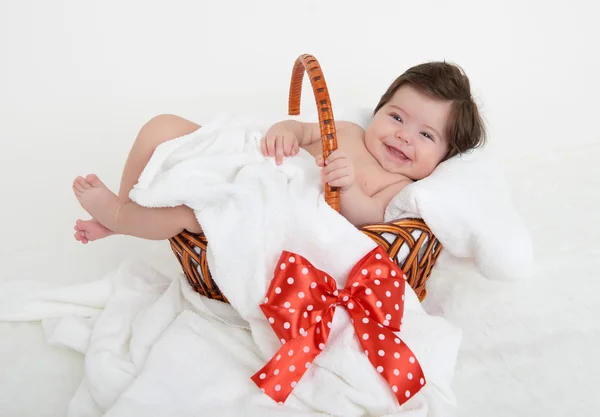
[421,162,439,178]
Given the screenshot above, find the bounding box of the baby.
[72,61,485,243]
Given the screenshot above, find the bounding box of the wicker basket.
[169,54,442,303]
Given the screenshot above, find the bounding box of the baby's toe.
[75,176,90,189]
[85,174,103,188]
[75,231,89,244]
[73,180,84,193]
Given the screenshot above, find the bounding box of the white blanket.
[384,149,533,282]
[0,114,462,417]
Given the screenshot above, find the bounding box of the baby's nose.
[395,129,409,143]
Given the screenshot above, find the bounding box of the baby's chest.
[355,164,395,198]
[339,143,401,198]
[358,170,410,212]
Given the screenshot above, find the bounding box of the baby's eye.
[391,114,403,123]
[421,132,434,140]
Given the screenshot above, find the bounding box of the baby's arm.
[265,120,322,146]
[317,146,388,226]
[267,119,357,147]
[341,180,412,226]
[340,186,386,226]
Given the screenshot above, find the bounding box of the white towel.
[384,149,533,282]
[0,114,462,417]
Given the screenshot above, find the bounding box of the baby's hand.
[316,150,356,192]
[260,128,300,165]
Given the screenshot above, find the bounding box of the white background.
[1,0,599,416]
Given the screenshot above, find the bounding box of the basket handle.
[288,54,340,213]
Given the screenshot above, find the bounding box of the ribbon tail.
[251,328,323,403]
[352,318,426,404]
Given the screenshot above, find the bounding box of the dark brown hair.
[374,61,486,159]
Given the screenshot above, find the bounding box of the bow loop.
[259,252,338,343]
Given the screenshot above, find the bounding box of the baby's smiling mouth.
[385,144,411,161]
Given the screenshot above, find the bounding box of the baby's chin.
[379,160,417,181]
[402,169,433,182]
[381,156,436,181]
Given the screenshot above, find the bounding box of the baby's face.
[365,85,450,180]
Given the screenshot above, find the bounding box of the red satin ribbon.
[251,246,425,405]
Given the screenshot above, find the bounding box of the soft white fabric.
[384,149,533,282]
[0,115,462,417]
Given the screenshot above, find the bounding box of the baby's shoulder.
[336,120,365,134]
[335,121,365,144]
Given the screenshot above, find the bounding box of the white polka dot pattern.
[251,246,425,406]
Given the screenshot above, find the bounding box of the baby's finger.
[260,138,268,156]
[322,169,349,185]
[282,137,294,156]
[315,156,325,167]
[326,177,351,188]
[321,165,347,181]
[325,149,347,164]
[321,158,347,175]
[275,136,284,165]
[266,136,276,156]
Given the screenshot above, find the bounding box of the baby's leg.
[74,114,202,242]
[74,174,199,240]
[116,114,201,203]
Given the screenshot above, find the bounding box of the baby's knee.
[177,205,202,234]
[140,114,201,144]
[143,114,180,129]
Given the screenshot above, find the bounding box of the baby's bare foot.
[73,218,115,244]
[72,174,123,233]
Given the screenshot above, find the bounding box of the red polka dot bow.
[251,246,425,405]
